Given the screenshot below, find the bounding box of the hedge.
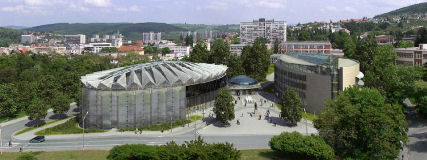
[269,132,334,160]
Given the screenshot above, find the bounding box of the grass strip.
[122,115,203,132]
[35,117,107,136]
[14,116,70,136]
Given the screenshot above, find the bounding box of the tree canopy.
[314,86,407,159]
[280,88,303,126]
[213,88,235,124]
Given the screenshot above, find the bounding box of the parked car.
[29,136,45,143]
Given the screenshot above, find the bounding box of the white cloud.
[1,5,25,12]
[84,0,111,7]
[197,0,287,10]
[325,6,337,11]
[70,3,89,12]
[256,0,285,8]
[344,6,357,13]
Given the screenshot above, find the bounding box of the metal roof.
[81,61,228,90]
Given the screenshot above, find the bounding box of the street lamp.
[303,108,307,135]
[82,111,88,150]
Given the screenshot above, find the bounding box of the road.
[404,99,427,160]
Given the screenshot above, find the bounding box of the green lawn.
[266,63,275,76]
[35,117,107,136]
[2,149,283,160]
[123,115,203,132]
[0,111,26,123]
[14,117,70,136]
[274,103,318,121]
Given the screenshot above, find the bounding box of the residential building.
[275,53,362,113]
[281,41,332,54]
[142,32,162,44]
[157,42,191,57]
[394,44,427,66]
[21,35,35,44]
[230,44,247,56]
[64,34,86,44]
[240,18,286,44]
[375,35,394,45]
[182,31,198,41]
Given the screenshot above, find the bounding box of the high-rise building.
[142,32,162,44]
[64,34,86,44]
[21,35,35,44]
[181,31,197,41]
[240,18,286,44]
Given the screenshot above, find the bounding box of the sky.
[0,0,426,27]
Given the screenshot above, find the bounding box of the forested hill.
[0,27,26,47]
[26,23,186,40]
[374,2,427,18]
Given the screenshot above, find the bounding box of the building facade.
[240,18,286,44]
[274,53,361,113]
[394,44,427,66]
[81,61,227,129]
[21,35,35,44]
[142,32,162,44]
[64,34,86,44]
[281,41,332,54]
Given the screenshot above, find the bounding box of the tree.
[144,46,155,54]
[210,39,231,65]
[26,98,49,121]
[51,93,70,115]
[0,83,19,117]
[226,54,245,78]
[188,41,210,63]
[298,31,310,41]
[280,88,303,126]
[161,47,171,56]
[415,27,427,47]
[101,47,118,53]
[185,35,194,46]
[241,38,270,81]
[273,39,280,54]
[231,34,240,44]
[395,40,414,48]
[269,132,334,160]
[213,88,235,124]
[314,86,408,159]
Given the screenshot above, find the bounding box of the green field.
[35,117,107,136]
[1,149,284,160]
[122,115,203,132]
[275,103,318,121]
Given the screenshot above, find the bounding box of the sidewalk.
[0,109,54,127]
[13,117,209,140]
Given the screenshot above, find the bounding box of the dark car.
[29,136,45,143]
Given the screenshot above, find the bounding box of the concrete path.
[402,98,427,160]
[14,116,74,140]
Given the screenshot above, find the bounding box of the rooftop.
[228,75,258,85]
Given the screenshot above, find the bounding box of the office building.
[64,34,86,44]
[394,44,427,66]
[281,41,332,54]
[21,35,35,44]
[240,18,286,44]
[274,53,362,113]
[81,61,227,129]
[84,43,112,53]
[142,32,162,44]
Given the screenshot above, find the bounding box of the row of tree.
[185,38,271,81]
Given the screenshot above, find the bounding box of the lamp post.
[82,111,88,150]
[303,108,307,135]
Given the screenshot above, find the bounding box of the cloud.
[1,5,25,12]
[325,6,337,11]
[70,3,89,12]
[344,6,357,13]
[115,5,145,12]
[255,0,286,8]
[84,0,111,7]
[197,0,287,10]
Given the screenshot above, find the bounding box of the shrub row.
[107,137,240,160]
[269,132,334,160]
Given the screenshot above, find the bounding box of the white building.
[394,44,427,66]
[64,34,86,44]
[158,42,191,57]
[143,32,162,44]
[21,35,35,44]
[182,31,198,41]
[240,18,286,44]
[84,43,112,53]
[230,44,247,56]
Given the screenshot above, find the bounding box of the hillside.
[27,23,186,40]
[0,27,26,47]
[375,2,427,18]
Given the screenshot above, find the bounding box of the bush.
[107,137,241,160]
[107,144,157,160]
[269,132,334,160]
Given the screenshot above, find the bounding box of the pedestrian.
[19,146,23,152]
[402,154,404,160]
[241,113,243,117]
[139,130,142,134]
[161,127,164,133]
[264,100,266,103]
[135,128,138,134]
[237,120,240,125]
[269,118,272,123]
[259,115,261,120]
[274,123,277,127]
[245,102,246,107]
[271,103,273,108]
[9,140,12,148]
[250,113,252,117]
